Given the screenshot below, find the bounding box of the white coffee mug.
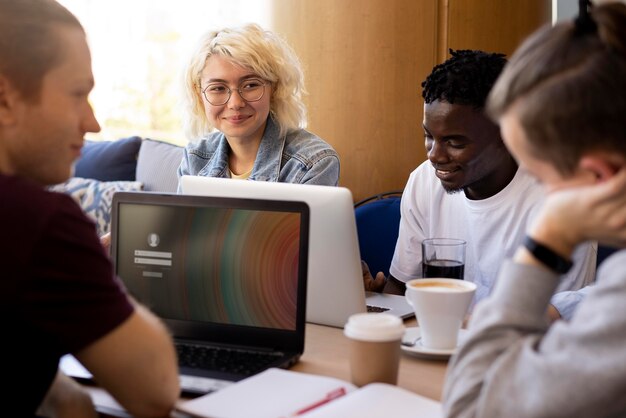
[405,278,476,350]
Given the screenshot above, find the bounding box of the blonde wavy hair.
[181,23,307,140]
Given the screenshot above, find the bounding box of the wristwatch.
[523,236,573,274]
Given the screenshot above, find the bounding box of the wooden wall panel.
[271,0,437,201]
[443,0,551,59]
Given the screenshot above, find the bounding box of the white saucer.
[401,327,468,359]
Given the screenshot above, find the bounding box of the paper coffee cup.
[405,278,476,350]
[344,313,405,387]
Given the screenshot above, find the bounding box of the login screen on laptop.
[115,202,301,331]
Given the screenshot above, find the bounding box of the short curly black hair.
[422,49,507,109]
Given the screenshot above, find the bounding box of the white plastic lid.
[343,313,405,342]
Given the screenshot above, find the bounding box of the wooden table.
[294,321,448,401]
[88,320,448,416]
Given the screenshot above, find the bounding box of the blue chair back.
[354,191,403,277]
[597,245,619,269]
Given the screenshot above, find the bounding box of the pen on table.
[285,386,347,417]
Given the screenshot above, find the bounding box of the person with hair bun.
[364,50,596,323]
[443,2,626,416]
[178,23,339,186]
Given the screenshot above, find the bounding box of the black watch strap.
[523,236,573,274]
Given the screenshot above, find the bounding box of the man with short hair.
[0,0,179,416]
[365,50,596,320]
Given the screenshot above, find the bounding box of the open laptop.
[180,176,414,328]
[62,191,309,395]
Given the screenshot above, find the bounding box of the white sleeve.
[389,169,426,282]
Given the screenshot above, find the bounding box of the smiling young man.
[365,50,596,320]
[0,1,178,416]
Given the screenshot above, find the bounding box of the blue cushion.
[355,196,402,277]
[74,136,142,181]
[597,245,619,268]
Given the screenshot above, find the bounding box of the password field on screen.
[134,257,172,266]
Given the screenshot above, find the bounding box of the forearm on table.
[78,305,179,417]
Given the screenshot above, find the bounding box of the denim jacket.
[178,116,340,189]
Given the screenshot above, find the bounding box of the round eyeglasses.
[201,78,268,106]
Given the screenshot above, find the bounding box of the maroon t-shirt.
[0,174,134,416]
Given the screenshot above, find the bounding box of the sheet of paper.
[303,383,443,418]
[176,368,356,418]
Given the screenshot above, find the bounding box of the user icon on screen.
[147,233,160,248]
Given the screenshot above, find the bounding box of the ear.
[0,75,20,126]
[579,155,621,182]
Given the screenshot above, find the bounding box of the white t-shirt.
[390,161,596,312]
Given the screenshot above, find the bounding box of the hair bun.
[592,2,626,56]
[574,0,598,36]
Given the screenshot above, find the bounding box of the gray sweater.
[443,250,626,418]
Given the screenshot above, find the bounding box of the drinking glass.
[421,238,466,280]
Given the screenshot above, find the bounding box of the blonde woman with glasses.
[178,24,339,186]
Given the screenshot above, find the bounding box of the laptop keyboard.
[366,304,390,313]
[176,343,284,376]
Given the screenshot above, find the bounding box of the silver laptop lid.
[180,176,367,327]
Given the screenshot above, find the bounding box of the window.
[59,0,271,145]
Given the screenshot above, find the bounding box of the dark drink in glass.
[422,259,465,280]
[421,238,466,280]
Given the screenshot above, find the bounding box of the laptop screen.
[112,194,308,332]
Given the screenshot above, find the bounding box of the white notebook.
[176,368,442,418]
